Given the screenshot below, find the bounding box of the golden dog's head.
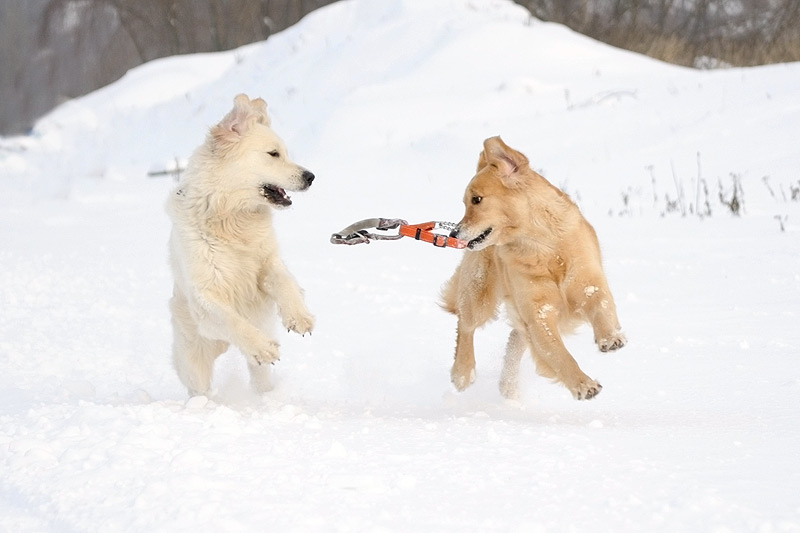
[451,136,532,250]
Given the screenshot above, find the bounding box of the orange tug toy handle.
[398,222,467,249]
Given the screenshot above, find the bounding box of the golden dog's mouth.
[260,184,292,207]
[467,228,492,249]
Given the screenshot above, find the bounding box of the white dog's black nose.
[302,170,315,187]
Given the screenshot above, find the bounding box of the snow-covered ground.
[2,0,800,530]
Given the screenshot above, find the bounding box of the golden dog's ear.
[211,94,260,148]
[476,150,488,172]
[483,136,529,188]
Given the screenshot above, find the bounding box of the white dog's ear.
[483,136,529,188]
[250,97,271,126]
[211,94,260,148]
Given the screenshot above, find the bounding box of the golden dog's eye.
[471,196,483,205]
[267,150,280,158]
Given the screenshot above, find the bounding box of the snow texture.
[2,0,800,530]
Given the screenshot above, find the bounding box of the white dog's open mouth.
[468,228,492,249]
[260,184,292,207]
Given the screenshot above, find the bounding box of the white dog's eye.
[471,196,483,205]
[267,150,280,158]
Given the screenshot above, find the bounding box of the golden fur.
[166,94,315,396]
[442,136,625,400]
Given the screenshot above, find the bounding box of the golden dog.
[442,136,625,400]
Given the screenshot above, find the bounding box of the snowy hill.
[2,0,800,530]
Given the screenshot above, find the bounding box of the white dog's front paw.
[283,308,315,336]
[249,339,280,366]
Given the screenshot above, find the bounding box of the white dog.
[166,94,315,396]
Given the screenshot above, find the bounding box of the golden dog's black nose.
[302,170,315,186]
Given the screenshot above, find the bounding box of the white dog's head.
[207,94,314,209]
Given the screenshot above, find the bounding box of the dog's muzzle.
[450,225,491,249]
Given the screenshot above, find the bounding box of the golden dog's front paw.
[283,309,315,337]
[572,378,602,400]
[451,365,476,391]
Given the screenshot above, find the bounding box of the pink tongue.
[274,187,291,206]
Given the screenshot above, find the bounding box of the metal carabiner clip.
[330,218,408,245]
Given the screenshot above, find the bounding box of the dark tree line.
[2,0,799,136]
[1,0,334,135]
[517,0,800,67]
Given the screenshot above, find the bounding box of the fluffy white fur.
[166,94,315,396]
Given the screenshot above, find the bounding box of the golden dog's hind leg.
[570,280,627,353]
[499,329,526,400]
[592,291,626,353]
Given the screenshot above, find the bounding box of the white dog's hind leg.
[173,338,226,397]
[247,360,273,394]
[499,328,526,400]
[170,292,228,396]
